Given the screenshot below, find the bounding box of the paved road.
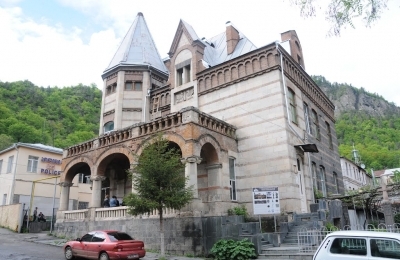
[0,227,208,260]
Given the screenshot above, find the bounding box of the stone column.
[381,177,394,226]
[181,156,202,198]
[90,175,106,208]
[59,182,73,211]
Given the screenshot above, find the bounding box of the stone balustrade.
[64,209,88,220]
[65,107,236,158]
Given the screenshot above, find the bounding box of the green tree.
[0,134,13,151]
[124,134,194,257]
[290,0,389,35]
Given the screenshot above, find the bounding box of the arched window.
[326,121,333,149]
[229,157,237,201]
[319,166,327,197]
[311,109,320,140]
[333,172,339,194]
[104,121,114,132]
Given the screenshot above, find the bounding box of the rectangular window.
[371,238,400,258]
[184,65,191,83]
[311,110,320,139]
[304,103,311,134]
[326,122,333,149]
[287,88,298,124]
[2,194,6,205]
[229,158,237,201]
[7,156,14,173]
[177,68,183,86]
[330,237,366,255]
[312,162,317,190]
[319,166,327,197]
[0,159,2,174]
[27,156,39,173]
[134,82,142,91]
[125,82,133,90]
[333,172,339,194]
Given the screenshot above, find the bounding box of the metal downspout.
[276,42,316,204]
[10,143,19,204]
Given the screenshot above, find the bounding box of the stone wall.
[55,215,254,256]
[0,203,24,232]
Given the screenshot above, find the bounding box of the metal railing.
[298,224,400,253]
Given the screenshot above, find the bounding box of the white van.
[313,230,400,259]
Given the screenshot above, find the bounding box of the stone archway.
[198,142,221,203]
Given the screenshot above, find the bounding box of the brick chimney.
[281,30,305,69]
[226,21,240,55]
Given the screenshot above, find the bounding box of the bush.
[227,205,248,219]
[210,238,256,260]
[394,213,400,224]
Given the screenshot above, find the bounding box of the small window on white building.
[2,194,7,205]
[0,159,3,174]
[7,156,14,173]
[229,158,237,201]
[27,156,39,173]
[104,121,114,133]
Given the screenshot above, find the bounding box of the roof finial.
[137,12,143,16]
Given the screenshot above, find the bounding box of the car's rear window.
[107,232,133,241]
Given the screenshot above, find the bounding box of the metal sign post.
[252,186,280,232]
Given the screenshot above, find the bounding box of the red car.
[63,230,146,260]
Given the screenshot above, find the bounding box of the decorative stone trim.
[122,108,142,112]
[205,164,222,170]
[181,155,202,164]
[59,182,74,187]
[103,109,115,116]
[90,175,106,182]
[175,87,194,104]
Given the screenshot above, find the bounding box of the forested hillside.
[1,78,399,171]
[0,81,102,149]
[313,76,400,170]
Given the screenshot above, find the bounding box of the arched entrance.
[97,153,131,205]
[198,143,220,203]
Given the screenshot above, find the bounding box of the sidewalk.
[0,227,208,260]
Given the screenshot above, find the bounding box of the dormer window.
[176,59,191,86]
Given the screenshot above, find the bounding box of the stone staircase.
[257,213,320,260]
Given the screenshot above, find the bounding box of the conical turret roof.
[103,12,167,75]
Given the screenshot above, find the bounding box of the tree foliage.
[124,134,193,256]
[0,80,101,149]
[290,0,389,35]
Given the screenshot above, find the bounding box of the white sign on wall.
[252,186,280,215]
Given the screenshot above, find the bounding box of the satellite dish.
[361,164,365,169]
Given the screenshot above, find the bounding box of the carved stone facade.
[58,13,344,219]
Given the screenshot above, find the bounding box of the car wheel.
[99,252,110,260]
[64,246,75,260]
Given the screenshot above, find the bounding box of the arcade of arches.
[59,110,237,216]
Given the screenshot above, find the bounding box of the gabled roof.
[103,12,167,75]
[201,24,257,67]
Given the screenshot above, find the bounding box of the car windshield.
[107,232,133,241]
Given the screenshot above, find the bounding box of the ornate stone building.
[58,12,344,217]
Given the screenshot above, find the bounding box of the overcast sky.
[1,0,399,106]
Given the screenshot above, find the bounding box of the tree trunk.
[160,209,165,257]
